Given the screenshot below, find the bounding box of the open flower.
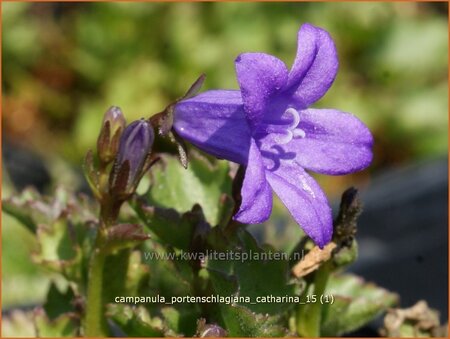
[173,23,373,248]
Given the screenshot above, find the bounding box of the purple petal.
[235,53,288,128]
[260,108,373,175]
[266,162,332,248]
[286,23,338,107]
[173,90,251,164]
[117,119,154,183]
[234,139,273,224]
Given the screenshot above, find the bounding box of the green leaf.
[138,240,193,302]
[34,308,79,337]
[234,231,297,314]
[214,304,288,338]
[106,304,165,337]
[320,273,399,336]
[206,229,298,315]
[146,152,232,226]
[161,306,200,337]
[43,283,76,320]
[33,228,81,280]
[2,213,50,308]
[33,219,83,282]
[205,229,297,337]
[3,187,98,284]
[208,268,238,297]
[208,270,288,337]
[224,305,289,337]
[3,187,98,233]
[160,307,182,335]
[2,187,47,232]
[132,200,207,251]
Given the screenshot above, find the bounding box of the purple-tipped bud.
[110,119,154,195]
[196,319,227,337]
[97,106,126,164]
[104,106,126,133]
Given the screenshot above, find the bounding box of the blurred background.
[2,2,448,335]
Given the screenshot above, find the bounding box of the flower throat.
[254,107,306,144]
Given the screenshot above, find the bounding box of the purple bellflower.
[173,23,373,248]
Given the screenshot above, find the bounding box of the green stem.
[84,200,123,336]
[83,156,122,336]
[297,262,331,337]
[84,232,108,337]
[99,198,122,227]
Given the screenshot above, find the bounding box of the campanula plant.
[173,23,373,248]
[6,20,437,339]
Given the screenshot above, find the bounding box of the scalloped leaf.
[4,187,98,283]
[146,152,232,226]
[3,186,97,233]
[138,240,194,302]
[34,308,79,337]
[204,229,298,337]
[43,283,77,320]
[208,270,289,337]
[132,201,207,251]
[161,306,200,337]
[206,229,298,315]
[32,219,84,282]
[2,187,49,232]
[221,304,289,337]
[320,273,399,336]
[106,304,165,337]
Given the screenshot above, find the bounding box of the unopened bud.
[110,119,154,196]
[196,319,227,338]
[97,106,126,164]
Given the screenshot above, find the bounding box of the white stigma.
[255,107,306,145]
[284,107,301,130]
[281,107,306,143]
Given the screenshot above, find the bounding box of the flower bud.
[199,324,227,337]
[110,119,154,196]
[196,319,227,337]
[97,106,126,164]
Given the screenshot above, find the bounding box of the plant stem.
[297,262,331,337]
[84,200,123,336]
[84,231,108,337]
